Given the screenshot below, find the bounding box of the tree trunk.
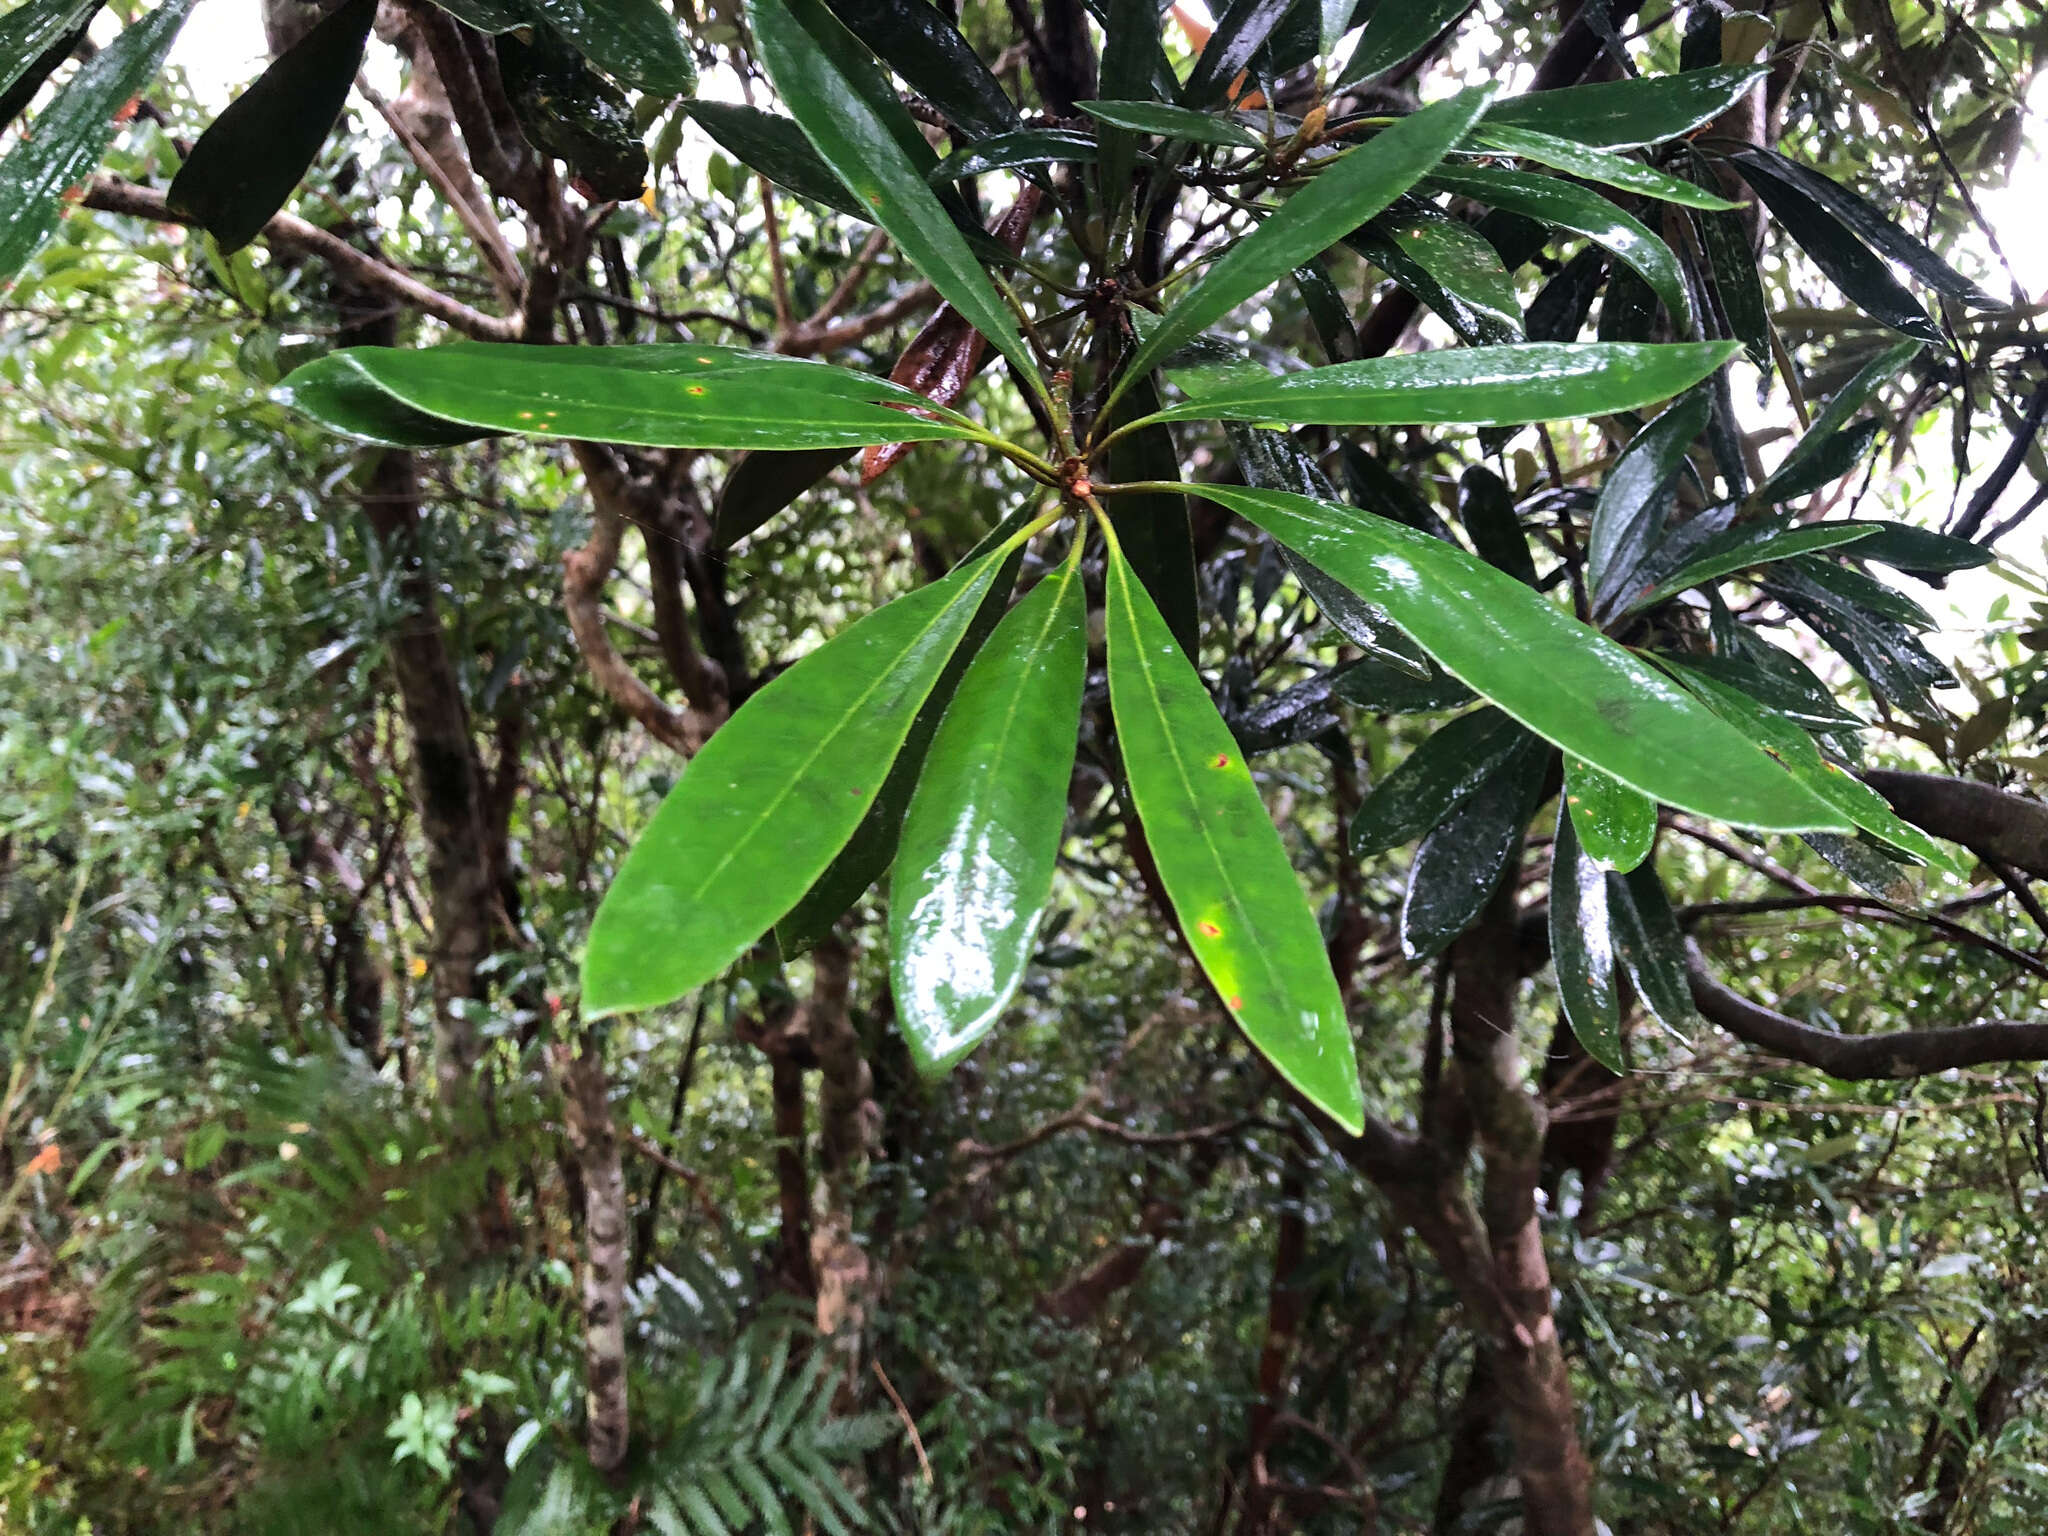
[554,1031,631,1473]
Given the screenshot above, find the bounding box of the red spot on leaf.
[1212,753,1230,769]
[1197,920,1222,937]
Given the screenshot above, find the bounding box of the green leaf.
[824,0,1019,142]
[526,0,697,97]
[1670,643,1864,731]
[1457,466,1537,584]
[772,516,1030,955]
[1551,802,1622,1070]
[279,342,988,450]
[1586,389,1709,616]
[1141,341,1737,430]
[1668,661,1962,875]
[1608,862,1698,1038]
[1471,125,1740,210]
[930,128,1099,182]
[1730,147,2001,308]
[1627,518,1878,612]
[1803,829,1915,905]
[1769,340,1920,485]
[1428,163,1694,332]
[275,352,503,448]
[1484,65,1767,150]
[0,0,196,288]
[1752,418,1881,505]
[713,449,850,547]
[890,555,1085,1076]
[1842,521,1992,574]
[747,0,1034,382]
[1351,707,1532,856]
[1527,246,1607,342]
[1562,755,1655,873]
[1105,376,1201,659]
[582,544,1010,1016]
[166,0,376,255]
[687,101,874,221]
[1330,656,1472,714]
[0,0,98,131]
[495,28,649,199]
[1104,537,1364,1134]
[1192,483,1854,833]
[1692,191,1772,374]
[1350,203,1523,345]
[1401,733,1545,960]
[1733,156,1941,342]
[1336,0,1469,85]
[1076,98,1260,148]
[1183,0,1295,105]
[1109,85,1495,413]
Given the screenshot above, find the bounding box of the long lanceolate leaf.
[527,0,698,97]
[890,554,1085,1077]
[748,0,1037,385]
[1191,484,1854,833]
[1106,85,1497,415]
[1137,341,1739,430]
[0,0,98,132]
[1428,164,1695,331]
[0,0,196,287]
[167,0,377,254]
[1471,125,1740,211]
[1483,65,1765,150]
[280,342,990,450]
[1587,389,1710,616]
[1103,538,1365,1134]
[581,545,1013,1017]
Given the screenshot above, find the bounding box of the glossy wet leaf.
[1753,418,1882,505]
[1730,147,2000,308]
[1143,341,1737,430]
[1562,755,1655,873]
[891,558,1085,1077]
[1351,707,1533,856]
[1608,862,1698,1038]
[495,28,648,200]
[1183,0,1295,106]
[1670,661,1961,875]
[1401,734,1545,960]
[930,129,1099,182]
[582,546,1009,1016]
[1551,803,1622,1070]
[527,0,697,97]
[1331,656,1473,714]
[1770,339,1921,483]
[1077,99,1260,148]
[1693,195,1772,373]
[1457,466,1537,585]
[0,0,195,287]
[1484,65,1766,150]
[276,352,503,448]
[1733,156,1941,342]
[1104,540,1364,1134]
[0,0,98,132]
[772,517,1029,954]
[280,342,988,451]
[1337,0,1469,84]
[166,0,376,254]
[1527,247,1607,343]
[1803,829,1916,904]
[1194,483,1853,832]
[1106,377,1201,659]
[1628,518,1877,612]
[1292,257,1359,361]
[748,0,1034,381]
[713,449,851,547]
[1229,424,1434,676]
[1677,644,1865,731]
[1844,521,1992,574]
[1351,206,1523,345]
[1587,389,1709,617]
[1110,85,1495,411]
[1471,125,1739,210]
[687,102,874,221]
[825,0,1019,142]
[1428,163,1693,331]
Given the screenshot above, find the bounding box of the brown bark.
[553,1032,631,1473]
[1862,769,2048,882]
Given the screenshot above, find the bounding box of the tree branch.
[81,176,521,342]
[1864,770,2048,881]
[1686,941,2048,1079]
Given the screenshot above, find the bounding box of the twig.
[869,1360,932,1485]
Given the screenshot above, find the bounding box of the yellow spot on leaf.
[409,955,428,979]
[687,385,706,396]
[1198,920,1222,938]
[1212,753,1230,769]
[1228,994,1244,1011]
